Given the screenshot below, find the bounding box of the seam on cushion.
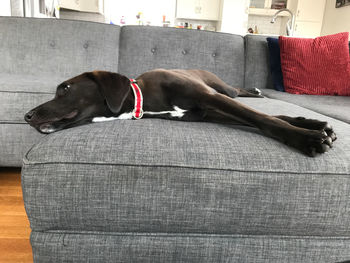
[0,90,55,95]
[0,121,28,124]
[21,159,350,176]
[254,94,350,125]
[243,35,248,90]
[2,16,106,25]
[32,230,350,240]
[262,94,350,125]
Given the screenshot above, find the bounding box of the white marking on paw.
[40,127,56,133]
[254,88,262,95]
[144,106,187,118]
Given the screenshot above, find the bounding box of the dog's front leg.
[202,93,335,156]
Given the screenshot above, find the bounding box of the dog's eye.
[64,84,71,91]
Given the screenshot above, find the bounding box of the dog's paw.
[293,130,334,157]
[291,117,337,143]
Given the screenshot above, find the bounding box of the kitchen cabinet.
[295,0,325,22]
[0,0,11,16]
[60,0,104,14]
[249,0,288,16]
[294,21,323,37]
[176,0,220,20]
[220,0,250,35]
[291,0,326,37]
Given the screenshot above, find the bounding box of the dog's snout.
[24,110,35,122]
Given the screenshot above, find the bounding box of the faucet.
[271,8,295,36]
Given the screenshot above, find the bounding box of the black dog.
[25,69,336,157]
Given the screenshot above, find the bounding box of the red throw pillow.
[279,32,350,96]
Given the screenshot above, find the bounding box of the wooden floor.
[0,167,33,263]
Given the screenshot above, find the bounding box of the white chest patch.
[92,106,187,123]
[144,106,187,118]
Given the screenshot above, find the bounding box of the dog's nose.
[24,110,35,122]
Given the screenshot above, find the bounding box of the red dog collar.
[129,79,143,119]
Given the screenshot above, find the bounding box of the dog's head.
[25,71,131,133]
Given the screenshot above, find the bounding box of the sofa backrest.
[0,17,120,79]
[244,34,273,91]
[118,26,245,89]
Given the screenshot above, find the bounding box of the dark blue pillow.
[266,37,285,92]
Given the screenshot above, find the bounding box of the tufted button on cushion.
[212,53,217,57]
[118,26,245,87]
[49,40,55,47]
[151,48,156,53]
[83,42,89,49]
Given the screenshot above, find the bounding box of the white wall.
[321,0,350,36]
[0,0,11,16]
[104,0,176,26]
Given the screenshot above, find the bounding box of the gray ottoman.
[22,98,350,262]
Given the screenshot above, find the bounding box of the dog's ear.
[88,71,131,114]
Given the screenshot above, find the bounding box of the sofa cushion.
[0,17,120,78]
[261,88,350,124]
[29,231,350,263]
[118,26,245,88]
[279,33,350,95]
[22,98,350,237]
[0,73,56,166]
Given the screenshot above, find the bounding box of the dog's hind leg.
[210,81,263,98]
[195,70,262,98]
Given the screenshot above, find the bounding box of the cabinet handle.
[297,10,300,17]
[295,24,298,31]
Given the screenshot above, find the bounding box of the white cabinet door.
[292,0,326,37]
[296,0,326,22]
[0,0,11,16]
[294,21,322,37]
[60,0,104,14]
[220,0,249,35]
[176,0,220,20]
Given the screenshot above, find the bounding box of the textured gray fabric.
[0,16,120,167]
[0,17,120,78]
[244,34,273,90]
[30,231,350,263]
[0,91,54,123]
[0,124,45,167]
[119,26,245,88]
[0,73,64,93]
[22,99,350,236]
[0,73,57,166]
[261,88,350,124]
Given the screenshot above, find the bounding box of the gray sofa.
[1,17,350,262]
